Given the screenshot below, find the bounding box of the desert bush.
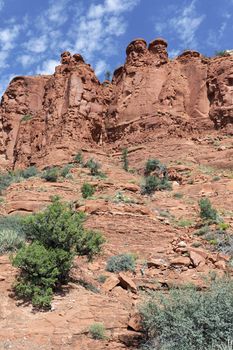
[13,241,60,309]
[215,50,227,57]
[76,229,105,259]
[106,253,135,272]
[76,279,100,293]
[89,323,106,339]
[122,148,129,172]
[199,198,218,222]
[0,171,22,193]
[41,167,59,182]
[140,279,233,350]
[85,158,101,176]
[21,114,33,122]
[60,164,73,178]
[81,182,95,198]
[141,175,171,195]
[144,159,167,176]
[0,215,25,254]
[20,166,38,179]
[74,151,83,165]
[12,197,105,308]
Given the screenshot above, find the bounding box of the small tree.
[12,197,105,309]
[81,183,95,198]
[122,148,129,172]
[199,198,218,222]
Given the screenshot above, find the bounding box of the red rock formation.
[0,38,233,169]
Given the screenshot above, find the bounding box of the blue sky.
[0,0,233,96]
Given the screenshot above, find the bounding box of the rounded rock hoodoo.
[148,37,168,62]
[73,53,85,64]
[177,50,201,59]
[126,38,147,56]
[61,51,72,64]
[148,37,168,50]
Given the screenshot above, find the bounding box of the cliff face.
[0,38,233,169]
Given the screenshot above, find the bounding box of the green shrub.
[141,175,171,195]
[0,229,25,254]
[0,215,25,254]
[0,171,21,194]
[85,159,101,176]
[74,151,83,165]
[13,242,60,309]
[122,148,129,172]
[106,253,135,272]
[140,279,233,350]
[21,114,33,122]
[199,198,218,222]
[173,192,183,199]
[215,50,227,57]
[76,230,105,259]
[81,183,95,198]
[20,166,38,179]
[144,159,167,176]
[97,275,107,284]
[41,167,59,182]
[60,164,73,178]
[12,197,105,309]
[89,323,106,340]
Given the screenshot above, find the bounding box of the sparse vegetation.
[141,159,171,195]
[74,151,83,165]
[215,50,227,57]
[41,167,59,182]
[21,166,38,179]
[173,192,183,199]
[141,175,172,195]
[60,164,73,178]
[0,215,25,254]
[89,322,106,340]
[175,218,194,228]
[122,148,129,172]
[144,159,167,177]
[85,158,101,176]
[199,198,218,222]
[0,167,39,194]
[140,279,233,350]
[106,253,136,273]
[12,197,105,309]
[76,279,100,293]
[76,229,105,260]
[21,114,33,122]
[81,182,95,198]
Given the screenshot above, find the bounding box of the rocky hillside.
[0,38,233,349]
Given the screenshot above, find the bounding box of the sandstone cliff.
[0,38,233,169]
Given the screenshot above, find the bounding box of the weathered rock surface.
[1,38,233,169]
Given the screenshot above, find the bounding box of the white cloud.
[169,1,205,47]
[47,0,69,25]
[36,59,59,75]
[24,35,48,53]
[154,0,204,49]
[71,0,140,60]
[95,59,108,76]
[0,24,21,68]
[18,54,37,67]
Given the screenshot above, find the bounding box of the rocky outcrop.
[0,38,233,169]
